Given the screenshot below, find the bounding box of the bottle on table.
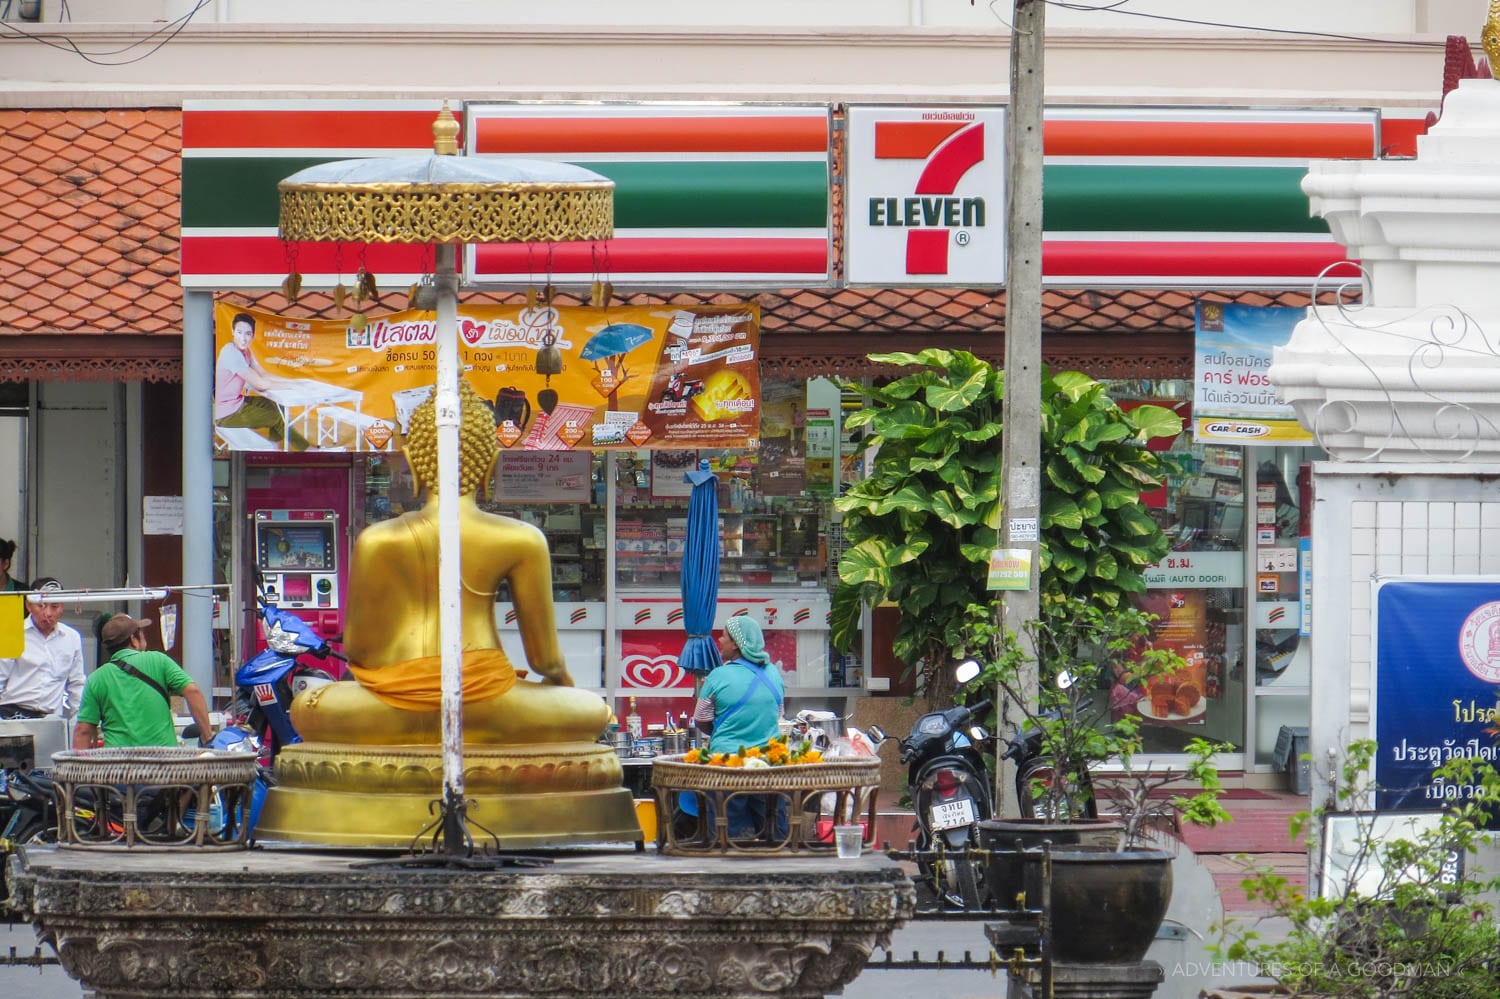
[625,696,643,741]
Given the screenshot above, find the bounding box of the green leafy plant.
[1212,740,1500,998]
[1104,735,1234,850]
[829,349,1180,702]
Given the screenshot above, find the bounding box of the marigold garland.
[682,736,824,767]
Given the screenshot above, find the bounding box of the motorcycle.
[868,659,994,910]
[235,599,344,764]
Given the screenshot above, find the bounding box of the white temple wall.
[1309,463,1500,808]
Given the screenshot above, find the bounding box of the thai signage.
[845,106,1006,286]
[1374,579,1500,813]
[212,302,760,453]
[1193,302,1313,445]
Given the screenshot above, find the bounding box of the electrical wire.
[1042,0,1446,49]
[0,0,211,66]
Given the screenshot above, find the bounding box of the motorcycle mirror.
[954,659,982,684]
[866,724,887,743]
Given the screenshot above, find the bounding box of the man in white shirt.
[0,577,86,720]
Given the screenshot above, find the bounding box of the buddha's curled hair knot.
[406,381,499,496]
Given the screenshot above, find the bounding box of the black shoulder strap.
[108,653,171,704]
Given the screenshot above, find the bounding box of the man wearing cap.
[72,613,213,750]
[0,577,86,721]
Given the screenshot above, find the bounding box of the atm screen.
[257,522,336,572]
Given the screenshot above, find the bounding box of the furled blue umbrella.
[678,459,722,676]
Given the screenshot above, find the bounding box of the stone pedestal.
[9,845,915,999]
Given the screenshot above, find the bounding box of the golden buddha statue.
[254,381,640,848]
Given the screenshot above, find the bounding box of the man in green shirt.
[73,614,213,749]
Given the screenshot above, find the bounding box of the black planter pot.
[976,817,1123,910]
[1023,845,1174,964]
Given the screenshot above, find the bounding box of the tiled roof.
[0,109,181,335]
[0,108,1316,351]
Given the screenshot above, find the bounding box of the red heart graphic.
[622,655,689,689]
[460,319,487,345]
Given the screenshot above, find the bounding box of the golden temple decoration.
[277,183,615,246]
[1486,1,1500,80]
[432,100,461,156]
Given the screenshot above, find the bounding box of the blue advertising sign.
[1374,579,1500,811]
[1193,302,1312,446]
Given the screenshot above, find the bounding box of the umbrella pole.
[434,241,467,854]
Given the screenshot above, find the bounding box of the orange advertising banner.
[212,302,761,453]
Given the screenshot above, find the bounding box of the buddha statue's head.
[404,380,499,498]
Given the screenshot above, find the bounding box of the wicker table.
[651,754,880,855]
[49,747,259,850]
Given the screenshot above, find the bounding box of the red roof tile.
[0,109,182,336]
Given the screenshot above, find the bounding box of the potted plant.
[1205,741,1500,998]
[973,601,1232,963]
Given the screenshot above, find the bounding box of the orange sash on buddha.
[346,648,518,711]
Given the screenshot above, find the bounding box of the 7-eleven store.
[176,99,1405,777]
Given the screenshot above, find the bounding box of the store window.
[1250,448,1316,769]
[1104,379,1320,769]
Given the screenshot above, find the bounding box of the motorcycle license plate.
[929,798,975,831]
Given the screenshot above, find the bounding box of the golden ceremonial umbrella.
[277,104,613,854]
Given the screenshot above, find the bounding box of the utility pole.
[997,0,1044,819]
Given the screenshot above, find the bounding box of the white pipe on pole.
[17,587,172,604]
[434,241,465,829]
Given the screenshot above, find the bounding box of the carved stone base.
[11,845,914,999]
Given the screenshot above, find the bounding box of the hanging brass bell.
[535,331,563,377]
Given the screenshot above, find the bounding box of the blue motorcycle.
[184,599,344,840]
[234,601,344,761]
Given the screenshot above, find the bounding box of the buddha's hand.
[538,666,576,687]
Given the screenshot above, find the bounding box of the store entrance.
[1111,383,1316,778]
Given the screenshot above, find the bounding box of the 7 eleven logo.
[848,108,1005,285]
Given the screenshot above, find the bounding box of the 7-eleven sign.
[845,106,1007,287]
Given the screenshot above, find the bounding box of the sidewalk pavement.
[1179,789,1309,916]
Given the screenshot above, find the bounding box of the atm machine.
[251,509,345,670]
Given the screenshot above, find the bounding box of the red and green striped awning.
[1036,108,1379,288]
[180,102,1389,292]
[181,100,449,289]
[463,104,832,289]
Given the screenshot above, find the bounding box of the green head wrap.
[726,614,771,667]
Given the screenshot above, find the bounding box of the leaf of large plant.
[1113,503,1160,537]
[1128,403,1184,441]
[829,585,868,652]
[926,366,990,412]
[871,483,932,515]
[837,539,896,588]
[1041,494,1083,530]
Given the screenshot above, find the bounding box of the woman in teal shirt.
[693,615,788,839]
